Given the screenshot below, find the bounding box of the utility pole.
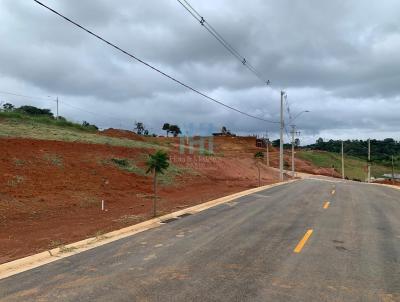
[279,91,285,181]
[368,139,371,183]
[266,130,270,167]
[341,140,345,179]
[291,125,296,178]
[392,155,395,184]
[56,96,59,119]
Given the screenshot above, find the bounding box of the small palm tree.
[254,151,264,187]
[146,150,169,217]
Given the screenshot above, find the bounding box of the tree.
[272,139,280,147]
[57,116,67,122]
[82,121,99,131]
[134,122,146,135]
[3,103,15,112]
[254,151,264,187]
[295,138,301,148]
[169,124,181,137]
[146,150,170,217]
[220,126,232,135]
[162,123,170,137]
[17,105,53,117]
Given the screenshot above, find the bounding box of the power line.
[176,0,271,86]
[284,124,291,141]
[285,98,292,122]
[0,89,132,127]
[0,90,53,102]
[33,0,278,124]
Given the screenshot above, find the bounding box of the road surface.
[0,179,399,301]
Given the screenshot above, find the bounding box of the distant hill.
[304,138,400,169]
[297,150,396,181]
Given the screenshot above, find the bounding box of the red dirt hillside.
[0,122,329,263]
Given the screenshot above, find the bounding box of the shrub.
[16,105,54,118]
[111,158,129,167]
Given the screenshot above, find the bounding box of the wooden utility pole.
[56,96,59,119]
[341,140,345,179]
[279,91,285,181]
[392,155,395,185]
[291,125,296,178]
[368,139,371,183]
[266,130,270,167]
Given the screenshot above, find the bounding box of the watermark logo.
[179,135,214,155]
[169,122,221,168]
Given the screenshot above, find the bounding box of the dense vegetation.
[305,138,400,167]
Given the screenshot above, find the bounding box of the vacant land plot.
[0,134,279,263]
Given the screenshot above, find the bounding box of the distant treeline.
[305,138,400,166]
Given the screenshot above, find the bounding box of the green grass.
[297,150,395,181]
[0,111,97,132]
[110,157,198,186]
[111,158,147,176]
[158,164,198,186]
[0,118,164,150]
[43,153,63,167]
[201,149,215,156]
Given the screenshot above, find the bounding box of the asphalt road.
[1,179,399,301]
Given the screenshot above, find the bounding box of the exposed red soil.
[0,136,279,263]
[100,128,145,141]
[0,131,333,264]
[293,158,342,178]
[373,180,400,186]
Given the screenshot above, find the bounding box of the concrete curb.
[370,182,400,191]
[0,180,297,280]
[299,171,400,190]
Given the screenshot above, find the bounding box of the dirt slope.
[0,124,339,263]
[0,135,278,263]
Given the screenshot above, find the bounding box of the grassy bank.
[297,150,395,181]
[0,111,97,132]
[0,115,163,150]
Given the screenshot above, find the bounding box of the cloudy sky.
[1,0,400,144]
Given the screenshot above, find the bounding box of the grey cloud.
[0,0,400,143]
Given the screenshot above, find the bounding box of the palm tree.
[254,151,264,187]
[146,150,169,217]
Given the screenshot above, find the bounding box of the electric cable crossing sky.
[32,0,278,124]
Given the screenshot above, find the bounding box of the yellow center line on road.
[323,201,330,209]
[294,229,313,253]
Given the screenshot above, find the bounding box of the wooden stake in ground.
[146,150,169,217]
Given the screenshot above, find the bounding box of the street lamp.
[290,110,310,178]
[291,110,310,124]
